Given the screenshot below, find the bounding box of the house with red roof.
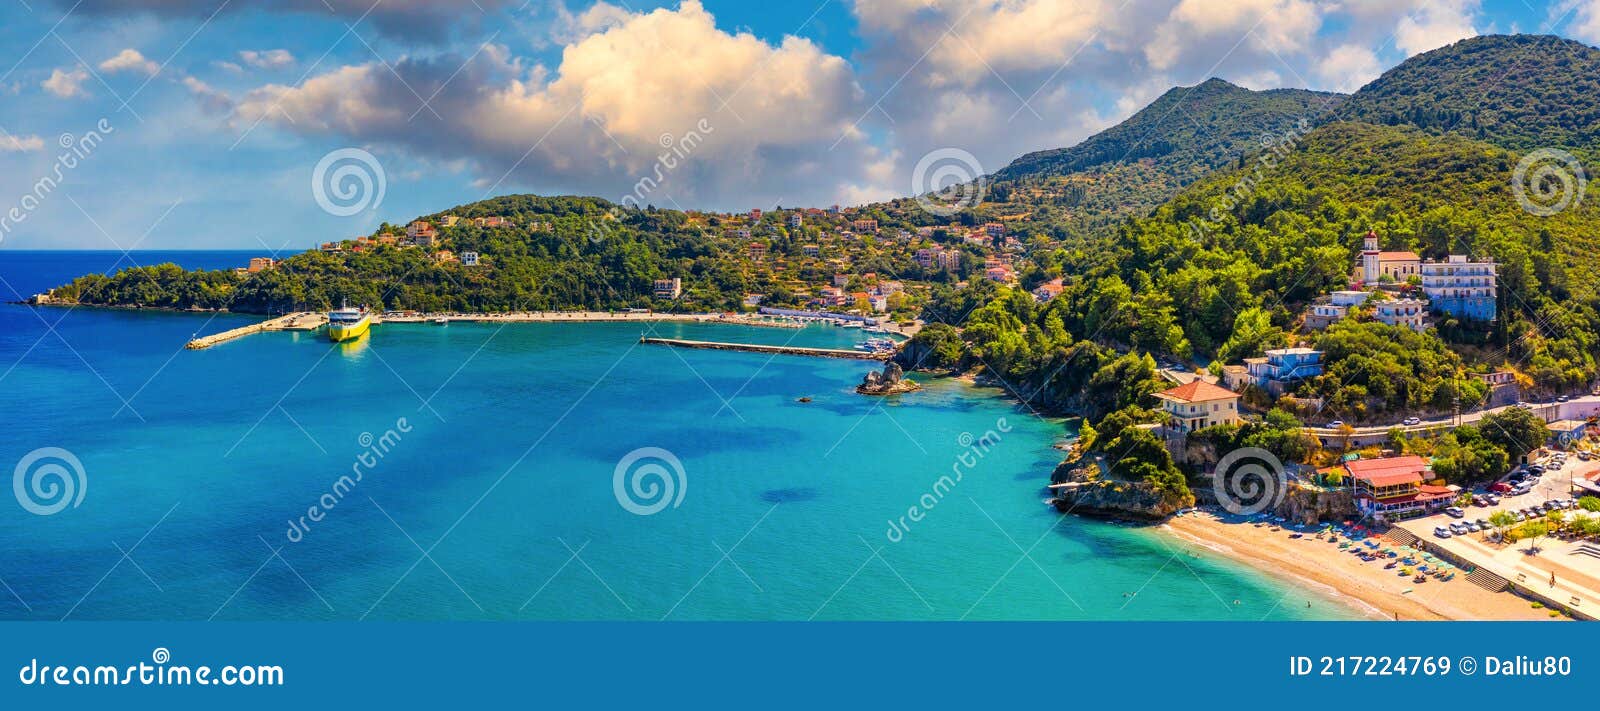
[1153,381,1241,434]
[1339,455,1455,520]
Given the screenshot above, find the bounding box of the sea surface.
[0,251,1358,620]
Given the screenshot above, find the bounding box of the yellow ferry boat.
[326,305,371,342]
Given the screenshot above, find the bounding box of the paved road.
[1304,394,1600,439]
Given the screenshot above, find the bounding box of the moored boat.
[327,305,371,342]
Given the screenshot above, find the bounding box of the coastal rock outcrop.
[1047,449,1193,521]
[857,361,922,395]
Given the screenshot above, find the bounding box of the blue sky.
[0,0,1593,250]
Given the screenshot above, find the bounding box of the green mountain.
[1000,79,1343,178]
[1338,34,1600,156]
[990,79,1344,235]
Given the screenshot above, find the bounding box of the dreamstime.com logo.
[1512,148,1587,217]
[912,148,986,217]
[1211,447,1288,516]
[17,647,284,688]
[612,447,686,516]
[13,447,87,516]
[311,147,387,217]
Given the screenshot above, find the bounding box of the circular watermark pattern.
[1512,148,1586,217]
[912,148,985,217]
[311,147,387,217]
[152,648,171,664]
[613,447,686,516]
[1211,447,1287,516]
[13,446,87,516]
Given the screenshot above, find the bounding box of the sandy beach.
[1162,510,1556,621]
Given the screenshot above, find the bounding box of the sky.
[0,0,1596,250]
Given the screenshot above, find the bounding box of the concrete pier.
[186,312,325,349]
[640,337,889,360]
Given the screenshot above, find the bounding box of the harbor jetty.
[185,312,324,350]
[380,311,804,329]
[640,337,889,360]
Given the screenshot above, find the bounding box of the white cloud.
[1317,43,1383,92]
[239,49,295,70]
[99,48,160,76]
[234,1,880,208]
[183,76,235,114]
[1395,0,1479,56]
[42,66,90,98]
[0,134,46,152]
[1146,0,1325,72]
[1564,0,1600,44]
[548,1,634,45]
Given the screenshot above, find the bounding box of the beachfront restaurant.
[1344,456,1455,522]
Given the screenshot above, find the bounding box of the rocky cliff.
[1047,450,1194,521]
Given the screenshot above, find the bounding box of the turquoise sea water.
[0,252,1359,620]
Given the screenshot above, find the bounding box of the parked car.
[1433,526,1452,539]
[1485,493,1501,505]
[1467,522,1482,533]
[1445,507,1466,518]
[1514,512,1527,522]
[1489,482,1512,494]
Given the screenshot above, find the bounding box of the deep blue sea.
[0,251,1358,620]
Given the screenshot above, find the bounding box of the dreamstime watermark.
[585,119,715,245]
[885,418,1013,543]
[1210,447,1288,516]
[283,417,412,543]
[1184,117,1313,241]
[17,647,284,687]
[0,119,115,243]
[912,147,986,217]
[612,446,686,516]
[311,147,387,217]
[619,119,714,210]
[1512,148,1586,217]
[13,446,87,516]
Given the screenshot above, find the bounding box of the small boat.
[841,321,864,329]
[854,337,896,353]
[433,316,449,325]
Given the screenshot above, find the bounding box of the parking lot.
[1398,449,1600,618]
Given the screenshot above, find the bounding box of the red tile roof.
[1376,251,1420,261]
[1346,456,1429,487]
[1154,380,1239,403]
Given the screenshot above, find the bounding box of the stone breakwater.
[639,337,888,360]
[185,312,325,349]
